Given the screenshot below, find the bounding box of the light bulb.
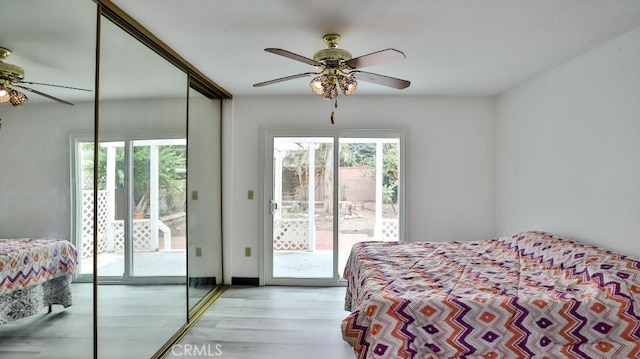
[310,75,327,96]
[310,74,338,99]
[339,75,357,95]
[8,89,28,106]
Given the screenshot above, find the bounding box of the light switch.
[248,190,254,200]
[191,191,198,200]
[245,247,251,257]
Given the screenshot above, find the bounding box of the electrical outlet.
[248,190,254,200]
[245,247,251,257]
[195,247,202,257]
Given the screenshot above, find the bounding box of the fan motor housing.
[0,47,25,81]
[313,48,352,63]
[0,62,25,81]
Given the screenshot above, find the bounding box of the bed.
[341,231,640,358]
[0,238,78,324]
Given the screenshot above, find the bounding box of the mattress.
[341,231,640,358]
[0,238,77,296]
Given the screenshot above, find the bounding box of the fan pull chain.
[330,98,338,124]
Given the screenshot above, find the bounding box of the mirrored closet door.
[97,13,189,358]
[0,1,227,357]
[0,0,97,357]
[187,87,223,311]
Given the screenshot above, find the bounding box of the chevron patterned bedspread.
[341,231,640,358]
[0,238,77,296]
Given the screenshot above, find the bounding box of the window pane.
[338,138,400,279]
[272,137,334,278]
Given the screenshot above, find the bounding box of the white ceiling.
[110,0,640,97]
[2,1,640,105]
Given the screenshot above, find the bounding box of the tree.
[339,143,375,167]
[317,143,333,213]
[338,142,399,204]
[278,140,400,216]
[381,143,399,204]
[81,143,186,219]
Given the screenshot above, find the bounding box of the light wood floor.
[0,285,356,358]
[0,283,195,359]
[165,286,356,359]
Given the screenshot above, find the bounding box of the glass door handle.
[269,199,278,215]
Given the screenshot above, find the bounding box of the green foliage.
[80,142,186,215]
[338,143,398,191]
[278,140,400,208]
[154,145,186,209]
[381,143,399,201]
[382,180,398,204]
[339,143,375,167]
[282,143,308,197]
[341,142,399,203]
[281,142,333,203]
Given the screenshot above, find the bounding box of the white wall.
[223,95,496,282]
[0,102,93,239]
[496,26,640,256]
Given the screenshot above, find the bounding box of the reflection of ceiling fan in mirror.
[0,47,91,107]
[253,34,411,97]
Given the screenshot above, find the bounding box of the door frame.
[260,129,406,286]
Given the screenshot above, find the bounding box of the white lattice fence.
[381,219,399,241]
[81,190,109,259]
[112,220,153,252]
[81,190,154,257]
[274,219,309,250]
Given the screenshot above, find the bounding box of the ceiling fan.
[0,47,91,107]
[253,34,410,123]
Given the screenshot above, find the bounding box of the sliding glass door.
[76,138,186,280]
[270,137,335,280]
[131,139,187,277]
[264,131,403,285]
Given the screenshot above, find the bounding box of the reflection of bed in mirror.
[0,238,77,324]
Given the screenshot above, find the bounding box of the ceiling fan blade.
[353,71,411,89]
[265,48,322,67]
[346,49,406,69]
[17,81,92,92]
[16,85,75,105]
[253,72,318,87]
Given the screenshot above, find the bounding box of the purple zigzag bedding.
[0,238,77,324]
[341,231,640,358]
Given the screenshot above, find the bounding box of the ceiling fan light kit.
[0,48,28,107]
[253,34,410,124]
[0,89,29,106]
[0,46,91,110]
[338,75,357,95]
